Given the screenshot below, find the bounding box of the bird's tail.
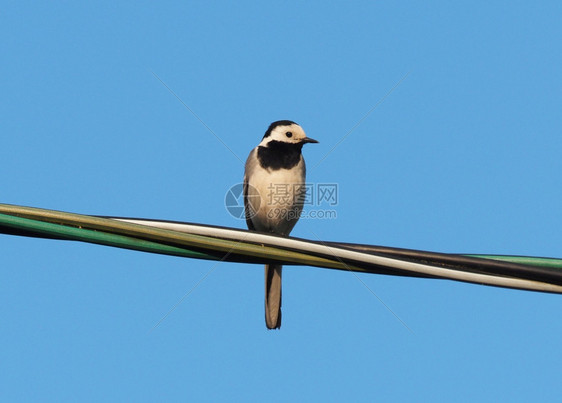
[265,264,282,329]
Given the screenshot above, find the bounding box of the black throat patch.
[257,140,303,170]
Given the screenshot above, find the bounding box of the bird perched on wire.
[243,120,318,329]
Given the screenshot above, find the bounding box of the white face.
[259,123,308,146]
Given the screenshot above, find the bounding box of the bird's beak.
[301,137,319,144]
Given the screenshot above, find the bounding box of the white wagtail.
[243,120,318,329]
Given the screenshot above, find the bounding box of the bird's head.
[259,120,318,147]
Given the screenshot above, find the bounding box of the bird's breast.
[247,158,306,235]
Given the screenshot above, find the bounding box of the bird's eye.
[285,132,293,138]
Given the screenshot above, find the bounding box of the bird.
[243,120,318,329]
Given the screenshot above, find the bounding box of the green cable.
[465,255,562,269]
[0,212,216,260]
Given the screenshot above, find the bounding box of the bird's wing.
[243,178,255,231]
[243,148,257,231]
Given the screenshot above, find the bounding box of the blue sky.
[2,1,562,401]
